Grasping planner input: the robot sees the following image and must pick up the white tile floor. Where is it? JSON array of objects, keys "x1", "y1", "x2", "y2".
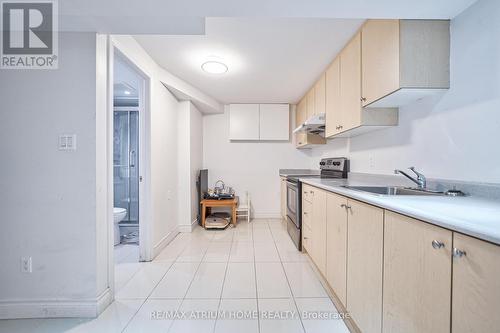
[{"x1": 0, "y1": 219, "x2": 350, "y2": 333}]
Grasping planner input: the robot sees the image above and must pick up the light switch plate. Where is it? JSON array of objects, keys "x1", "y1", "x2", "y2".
[{"x1": 59, "y1": 134, "x2": 77, "y2": 151}]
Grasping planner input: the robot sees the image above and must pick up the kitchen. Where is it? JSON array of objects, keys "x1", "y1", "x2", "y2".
[
  {"x1": 207, "y1": 9, "x2": 500, "y2": 333},
  {"x1": 1, "y1": 0, "x2": 499, "y2": 332}
]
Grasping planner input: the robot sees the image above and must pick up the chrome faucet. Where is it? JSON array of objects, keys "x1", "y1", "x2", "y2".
[{"x1": 394, "y1": 167, "x2": 427, "y2": 189}]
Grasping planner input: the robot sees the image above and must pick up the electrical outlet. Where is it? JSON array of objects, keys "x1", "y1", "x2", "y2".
[{"x1": 21, "y1": 256, "x2": 32, "y2": 273}]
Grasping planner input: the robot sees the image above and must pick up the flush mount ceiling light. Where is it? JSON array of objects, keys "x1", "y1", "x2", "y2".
[
  {"x1": 201, "y1": 60, "x2": 228, "y2": 74},
  {"x1": 123, "y1": 90, "x2": 131, "y2": 95}
]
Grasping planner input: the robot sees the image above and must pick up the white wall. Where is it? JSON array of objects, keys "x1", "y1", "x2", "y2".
[
  {"x1": 177, "y1": 102, "x2": 191, "y2": 230},
  {"x1": 203, "y1": 105, "x2": 311, "y2": 218},
  {"x1": 111, "y1": 36, "x2": 182, "y2": 255},
  {"x1": 150, "y1": 81, "x2": 180, "y2": 248},
  {"x1": 310, "y1": 0, "x2": 500, "y2": 184},
  {"x1": 189, "y1": 104, "x2": 204, "y2": 223},
  {"x1": 178, "y1": 101, "x2": 203, "y2": 230},
  {"x1": 0, "y1": 32, "x2": 104, "y2": 318}
]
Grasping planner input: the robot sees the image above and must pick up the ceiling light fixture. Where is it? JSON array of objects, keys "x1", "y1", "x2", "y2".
[
  {"x1": 201, "y1": 60, "x2": 228, "y2": 74},
  {"x1": 123, "y1": 90, "x2": 131, "y2": 95}
]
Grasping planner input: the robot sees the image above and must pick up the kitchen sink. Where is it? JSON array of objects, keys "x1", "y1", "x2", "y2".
[{"x1": 342, "y1": 185, "x2": 446, "y2": 196}]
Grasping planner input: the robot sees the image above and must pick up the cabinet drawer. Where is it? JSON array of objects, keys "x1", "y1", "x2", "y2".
[
  {"x1": 302, "y1": 223, "x2": 312, "y2": 252},
  {"x1": 302, "y1": 184, "x2": 314, "y2": 203},
  {"x1": 302, "y1": 200, "x2": 312, "y2": 229}
]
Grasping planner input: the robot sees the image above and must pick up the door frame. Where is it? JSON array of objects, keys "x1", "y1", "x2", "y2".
[{"x1": 107, "y1": 37, "x2": 153, "y2": 296}]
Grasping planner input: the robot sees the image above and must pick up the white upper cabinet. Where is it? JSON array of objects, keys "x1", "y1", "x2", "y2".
[
  {"x1": 229, "y1": 104, "x2": 289, "y2": 141},
  {"x1": 229, "y1": 104, "x2": 260, "y2": 140},
  {"x1": 259, "y1": 104, "x2": 289, "y2": 140}
]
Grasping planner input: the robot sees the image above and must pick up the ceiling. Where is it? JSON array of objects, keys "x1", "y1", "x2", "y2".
[
  {"x1": 135, "y1": 18, "x2": 365, "y2": 104},
  {"x1": 114, "y1": 56, "x2": 141, "y2": 99},
  {"x1": 58, "y1": 0, "x2": 478, "y2": 106},
  {"x1": 59, "y1": 0, "x2": 477, "y2": 33}
]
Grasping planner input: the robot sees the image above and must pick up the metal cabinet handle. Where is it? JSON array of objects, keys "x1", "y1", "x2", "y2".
[
  {"x1": 310, "y1": 191, "x2": 314, "y2": 194},
  {"x1": 340, "y1": 204, "x2": 351, "y2": 210},
  {"x1": 432, "y1": 240, "x2": 445, "y2": 249},
  {"x1": 304, "y1": 237, "x2": 309, "y2": 240},
  {"x1": 453, "y1": 248, "x2": 467, "y2": 258},
  {"x1": 303, "y1": 212, "x2": 308, "y2": 215},
  {"x1": 360, "y1": 97, "x2": 367, "y2": 102}
]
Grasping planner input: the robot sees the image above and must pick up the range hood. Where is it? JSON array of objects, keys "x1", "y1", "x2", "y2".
[{"x1": 293, "y1": 113, "x2": 326, "y2": 135}]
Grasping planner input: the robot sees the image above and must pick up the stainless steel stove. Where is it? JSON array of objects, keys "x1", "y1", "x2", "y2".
[{"x1": 285, "y1": 157, "x2": 349, "y2": 250}]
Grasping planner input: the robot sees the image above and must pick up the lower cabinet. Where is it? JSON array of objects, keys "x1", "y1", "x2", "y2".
[
  {"x1": 301, "y1": 186, "x2": 327, "y2": 276},
  {"x1": 383, "y1": 211, "x2": 452, "y2": 333},
  {"x1": 452, "y1": 233, "x2": 500, "y2": 333},
  {"x1": 347, "y1": 199, "x2": 384, "y2": 333},
  {"x1": 300, "y1": 184, "x2": 500, "y2": 333},
  {"x1": 326, "y1": 192, "x2": 348, "y2": 306},
  {"x1": 310, "y1": 187, "x2": 327, "y2": 275}
]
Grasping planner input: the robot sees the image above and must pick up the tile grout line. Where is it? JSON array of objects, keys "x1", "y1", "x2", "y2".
[
  {"x1": 171, "y1": 228, "x2": 218, "y2": 332},
  {"x1": 252, "y1": 219, "x2": 262, "y2": 333},
  {"x1": 269, "y1": 219, "x2": 307, "y2": 333},
  {"x1": 212, "y1": 228, "x2": 232, "y2": 333},
  {"x1": 120, "y1": 261, "x2": 176, "y2": 333},
  {"x1": 120, "y1": 232, "x2": 193, "y2": 333},
  {"x1": 164, "y1": 232, "x2": 209, "y2": 333}
]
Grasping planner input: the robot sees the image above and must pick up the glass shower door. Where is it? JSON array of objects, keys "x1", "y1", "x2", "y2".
[{"x1": 113, "y1": 110, "x2": 139, "y2": 237}]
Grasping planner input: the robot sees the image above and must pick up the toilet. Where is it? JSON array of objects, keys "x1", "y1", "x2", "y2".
[{"x1": 113, "y1": 207, "x2": 127, "y2": 245}]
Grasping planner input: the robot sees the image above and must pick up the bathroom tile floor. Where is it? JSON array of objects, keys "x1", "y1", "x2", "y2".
[
  {"x1": 0, "y1": 219, "x2": 350, "y2": 333},
  {"x1": 115, "y1": 244, "x2": 140, "y2": 264}
]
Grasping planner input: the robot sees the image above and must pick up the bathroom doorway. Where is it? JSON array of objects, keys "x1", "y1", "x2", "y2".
[{"x1": 112, "y1": 54, "x2": 144, "y2": 265}]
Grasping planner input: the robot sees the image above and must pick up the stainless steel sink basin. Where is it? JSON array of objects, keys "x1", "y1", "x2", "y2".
[{"x1": 342, "y1": 186, "x2": 445, "y2": 196}]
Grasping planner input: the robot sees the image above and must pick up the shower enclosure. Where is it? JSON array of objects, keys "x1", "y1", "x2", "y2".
[{"x1": 113, "y1": 108, "x2": 139, "y2": 244}]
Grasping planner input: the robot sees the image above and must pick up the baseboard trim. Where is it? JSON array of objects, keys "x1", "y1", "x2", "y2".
[
  {"x1": 152, "y1": 228, "x2": 179, "y2": 258},
  {"x1": 178, "y1": 219, "x2": 197, "y2": 233},
  {"x1": 96, "y1": 288, "x2": 113, "y2": 316},
  {"x1": 0, "y1": 288, "x2": 112, "y2": 319}
]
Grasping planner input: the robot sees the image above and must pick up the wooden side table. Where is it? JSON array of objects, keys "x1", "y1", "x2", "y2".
[{"x1": 201, "y1": 197, "x2": 239, "y2": 228}]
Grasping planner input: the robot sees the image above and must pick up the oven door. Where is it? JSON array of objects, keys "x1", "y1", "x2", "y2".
[{"x1": 286, "y1": 180, "x2": 299, "y2": 228}]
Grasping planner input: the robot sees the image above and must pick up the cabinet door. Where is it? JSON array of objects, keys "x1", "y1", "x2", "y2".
[
  {"x1": 452, "y1": 233, "x2": 500, "y2": 333},
  {"x1": 306, "y1": 88, "x2": 315, "y2": 120},
  {"x1": 326, "y1": 192, "x2": 347, "y2": 306},
  {"x1": 340, "y1": 32, "x2": 362, "y2": 132},
  {"x1": 383, "y1": 211, "x2": 452, "y2": 333},
  {"x1": 259, "y1": 104, "x2": 289, "y2": 140},
  {"x1": 325, "y1": 56, "x2": 341, "y2": 138},
  {"x1": 229, "y1": 104, "x2": 260, "y2": 140},
  {"x1": 347, "y1": 199, "x2": 384, "y2": 333},
  {"x1": 314, "y1": 73, "x2": 326, "y2": 115},
  {"x1": 302, "y1": 223, "x2": 312, "y2": 253},
  {"x1": 302, "y1": 200, "x2": 312, "y2": 230},
  {"x1": 311, "y1": 187, "x2": 327, "y2": 275},
  {"x1": 296, "y1": 98, "x2": 306, "y2": 126},
  {"x1": 361, "y1": 20, "x2": 400, "y2": 106}
]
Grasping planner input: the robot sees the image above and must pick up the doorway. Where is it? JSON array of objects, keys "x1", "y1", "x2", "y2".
[{"x1": 112, "y1": 52, "x2": 147, "y2": 277}]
